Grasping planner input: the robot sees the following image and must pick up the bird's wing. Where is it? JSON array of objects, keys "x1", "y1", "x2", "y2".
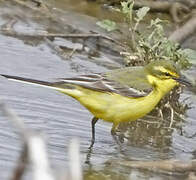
[
  {"x1": 1, "y1": 67, "x2": 153, "y2": 98},
  {"x1": 58, "y1": 68, "x2": 153, "y2": 97}
]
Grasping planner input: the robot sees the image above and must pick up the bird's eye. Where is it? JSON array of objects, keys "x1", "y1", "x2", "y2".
[{"x1": 164, "y1": 72, "x2": 171, "y2": 76}]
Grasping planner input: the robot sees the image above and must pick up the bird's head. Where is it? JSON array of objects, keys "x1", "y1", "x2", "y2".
[{"x1": 145, "y1": 60, "x2": 191, "y2": 91}]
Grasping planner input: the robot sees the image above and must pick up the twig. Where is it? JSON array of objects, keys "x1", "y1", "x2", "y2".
[
  {"x1": 68, "y1": 139, "x2": 82, "y2": 180},
  {"x1": 133, "y1": 0, "x2": 190, "y2": 23},
  {"x1": 0, "y1": 102, "x2": 28, "y2": 140},
  {"x1": 0, "y1": 102, "x2": 55, "y2": 180},
  {"x1": 1, "y1": 19, "x2": 17, "y2": 31},
  {"x1": 28, "y1": 134, "x2": 54, "y2": 180},
  {"x1": 44, "y1": 37, "x2": 68, "y2": 59},
  {"x1": 0, "y1": 29, "x2": 123, "y2": 46},
  {"x1": 169, "y1": 10, "x2": 196, "y2": 43},
  {"x1": 169, "y1": 105, "x2": 174, "y2": 128},
  {"x1": 66, "y1": 47, "x2": 77, "y2": 60},
  {"x1": 12, "y1": 0, "x2": 50, "y2": 13},
  {"x1": 11, "y1": 145, "x2": 28, "y2": 180}
]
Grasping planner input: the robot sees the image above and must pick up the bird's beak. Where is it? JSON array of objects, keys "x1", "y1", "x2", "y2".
[{"x1": 173, "y1": 75, "x2": 192, "y2": 87}]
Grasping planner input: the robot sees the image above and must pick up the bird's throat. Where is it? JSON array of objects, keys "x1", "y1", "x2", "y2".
[{"x1": 147, "y1": 75, "x2": 178, "y2": 95}]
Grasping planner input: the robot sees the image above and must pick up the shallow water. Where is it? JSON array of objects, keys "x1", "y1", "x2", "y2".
[{"x1": 0, "y1": 1, "x2": 196, "y2": 180}]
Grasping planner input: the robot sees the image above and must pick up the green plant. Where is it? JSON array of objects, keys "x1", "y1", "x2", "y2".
[
  {"x1": 96, "y1": 0, "x2": 196, "y2": 127},
  {"x1": 96, "y1": 19, "x2": 117, "y2": 32},
  {"x1": 118, "y1": 0, "x2": 191, "y2": 69},
  {"x1": 117, "y1": 0, "x2": 194, "y2": 123}
]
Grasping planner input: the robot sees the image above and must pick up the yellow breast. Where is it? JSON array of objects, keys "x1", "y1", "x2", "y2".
[{"x1": 60, "y1": 87, "x2": 162, "y2": 124}]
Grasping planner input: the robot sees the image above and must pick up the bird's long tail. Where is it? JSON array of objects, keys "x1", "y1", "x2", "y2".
[{"x1": 0, "y1": 74, "x2": 71, "y2": 91}]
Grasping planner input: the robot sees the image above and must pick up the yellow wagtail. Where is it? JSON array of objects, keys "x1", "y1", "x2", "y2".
[{"x1": 0, "y1": 60, "x2": 191, "y2": 148}]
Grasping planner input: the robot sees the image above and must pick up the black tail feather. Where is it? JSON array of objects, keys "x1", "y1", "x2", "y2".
[{"x1": 0, "y1": 74, "x2": 53, "y2": 86}]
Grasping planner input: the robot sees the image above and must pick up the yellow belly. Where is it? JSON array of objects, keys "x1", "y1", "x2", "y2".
[{"x1": 59, "y1": 86, "x2": 163, "y2": 125}]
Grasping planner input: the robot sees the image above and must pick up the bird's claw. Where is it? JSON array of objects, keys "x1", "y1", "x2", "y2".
[{"x1": 111, "y1": 130, "x2": 126, "y2": 145}]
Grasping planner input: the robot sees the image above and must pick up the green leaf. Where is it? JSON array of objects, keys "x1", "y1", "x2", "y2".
[
  {"x1": 96, "y1": 20, "x2": 117, "y2": 32},
  {"x1": 112, "y1": 7, "x2": 121, "y2": 12},
  {"x1": 149, "y1": 18, "x2": 162, "y2": 27},
  {"x1": 181, "y1": 48, "x2": 196, "y2": 65},
  {"x1": 136, "y1": 6, "x2": 150, "y2": 21},
  {"x1": 121, "y1": 1, "x2": 130, "y2": 15}
]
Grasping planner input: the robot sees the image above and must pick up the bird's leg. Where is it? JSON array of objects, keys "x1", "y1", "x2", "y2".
[
  {"x1": 111, "y1": 123, "x2": 118, "y2": 136},
  {"x1": 89, "y1": 117, "x2": 98, "y2": 149},
  {"x1": 111, "y1": 123, "x2": 125, "y2": 144},
  {"x1": 111, "y1": 123, "x2": 121, "y2": 144}
]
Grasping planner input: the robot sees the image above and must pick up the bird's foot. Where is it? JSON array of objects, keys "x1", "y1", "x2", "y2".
[{"x1": 111, "y1": 130, "x2": 126, "y2": 145}]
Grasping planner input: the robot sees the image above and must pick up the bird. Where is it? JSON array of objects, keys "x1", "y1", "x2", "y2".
[{"x1": 0, "y1": 60, "x2": 191, "y2": 148}]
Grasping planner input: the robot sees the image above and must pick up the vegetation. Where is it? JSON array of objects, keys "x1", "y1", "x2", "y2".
[
  {"x1": 96, "y1": 0, "x2": 195, "y2": 124},
  {"x1": 97, "y1": 0, "x2": 192, "y2": 69}
]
